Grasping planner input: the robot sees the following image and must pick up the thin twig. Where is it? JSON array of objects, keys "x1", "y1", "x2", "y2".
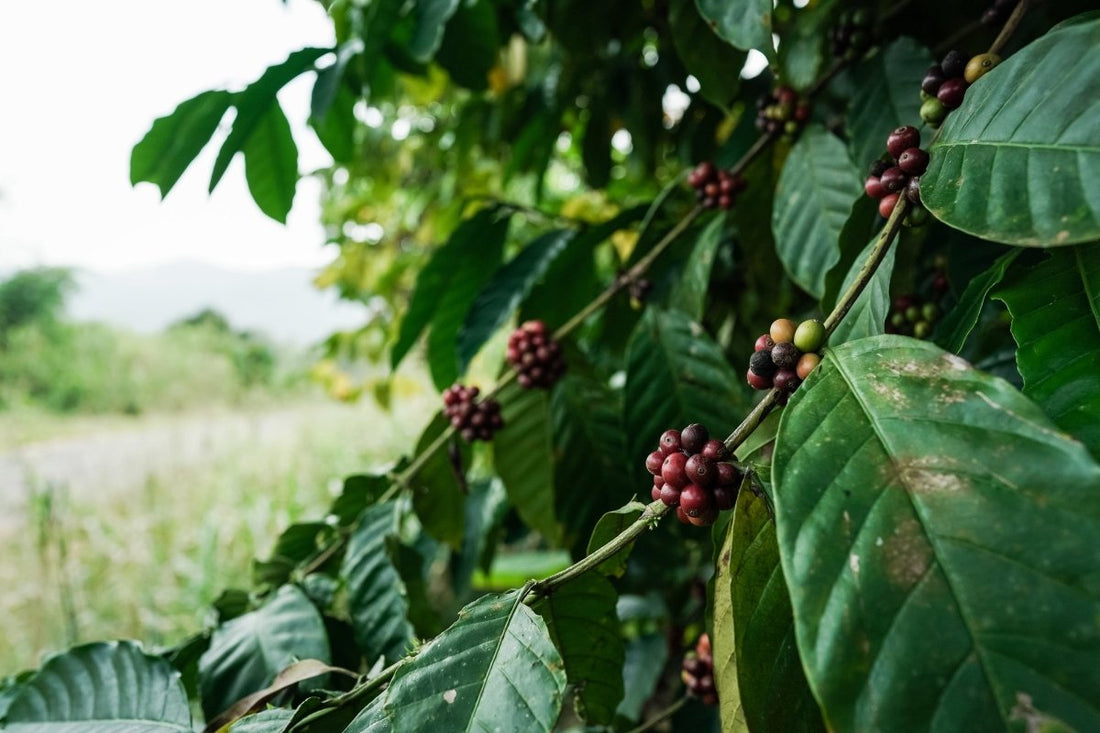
[
  {"x1": 625, "y1": 695, "x2": 691, "y2": 733},
  {"x1": 989, "y1": 0, "x2": 1031, "y2": 56}
]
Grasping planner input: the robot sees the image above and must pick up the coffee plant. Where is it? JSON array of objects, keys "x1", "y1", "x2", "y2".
[{"x1": 3, "y1": 1, "x2": 1098, "y2": 731}]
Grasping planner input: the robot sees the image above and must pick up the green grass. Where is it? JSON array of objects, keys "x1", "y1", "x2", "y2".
[{"x1": 0, "y1": 384, "x2": 435, "y2": 674}]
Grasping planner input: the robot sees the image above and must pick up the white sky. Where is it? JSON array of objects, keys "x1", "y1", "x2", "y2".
[{"x1": 0, "y1": 0, "x2": 337, "y2": 273}]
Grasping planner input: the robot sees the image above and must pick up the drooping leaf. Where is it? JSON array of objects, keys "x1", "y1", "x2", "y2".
[
  {"x1": 773, "y1": 335, "x2": 1100, "y2": 731},
  {"x1": 586, "y1": 501, "x2": 648, "y2": 577},
  {"x1": 383, "y1": 591, "x2": 567, "y2": 732},
  {"x1": 624, "y1": 308, "x2": 744, "y2": 477},
  {"x1": 311, "y1": 39, "x2": 364, "y2": 122},
  {"x1": 340, "y1": 501, "x2": 415, "y2": 664},
  {"x1": 695, "y1": 0, "x2": 774, "y2": 61},
  {"x1": 341, "y1": 694, "x2": 390, "y2": 733},
  {"x1": 130, "y1": 90, "x2": 232, "y2": 197},
  {"x1": 458, "y1": 229, "x2": 575, "y2": 372},
  {"x1": 615, "y1": 633, "x2": 668, "y2": 723},
  {"x1": 494, "y1": 384, "x2": 561, "y2": 543},
  {"x1": 451, "y1": 479, "x2": 509, "y2": 598},
  {"x1": 391, "y1": 207, "x2": 510, "y2": 371},
  {"x1": 935, "y1": 250, "x2": 1021, "y2": 354},
  {"x1": 329, "y1": 474, "x2": 391, "y2": 527},
  {"x1": 357, "y1": 0, "x2": 404, "y2": 97},
  {"x1": 772, "y1": 125, "x2": 863, "y2": 298},
  {"x1": 207, "y1": 659, "x2": 350, "y2": 733},
  {"x1": 242, "y1": 101, "x2": 298, "y2": 223},
  {"x1": 408, "y1": 0, "x2": 462, "y2": 62},
  {"x1": 310, "y1": 84, "x2": 358, "y2": 164},
  {"x1": 821, "y1": 196, "x2": 878, "y2": 314},
  {"x1": 229, "y1": 708, "x2": 295, "y2": 733},
  {"x1": 409, "y1": 413, "x2": 468, "y2": 550},
  {"x1": 671, "y1": 213, "x2": 726, "y2": 320},
  {"x1": 435, "y1": 0, "x2": 499, "y2": 91},
  {"x1": 846, "y1": 38, "x2": 934, "y2": 173},
  {"x1": 1, "y1": 642, "x2": 191, "y2": 732},
  {"x1": 668, "y1": 0, "x2": 745, "y2": 106},
  {"x1": 827, "y1": 233, "x2": 897, "y2": 345},
  {"x1": 923, "y1": 17, "x2": 1100, "y2": 246},
  {"x1": 209, "y1": 47, "x2": 330, "y2": 191},
  {"x1": 198, "y1": 585, "x2": 330, "y2": 720},
  {"x1": 995, "y1": 244, "x2": 1100, "y2": 457},
  {"x1": 777, "y1": 0, "x2": 835, "y2": 91},
  {"x1": 712, "y1": 510, "x2": 747, "y2": 732},
  {"x1": 534, "y1": 574, "x2": 624, "y2": 725}
]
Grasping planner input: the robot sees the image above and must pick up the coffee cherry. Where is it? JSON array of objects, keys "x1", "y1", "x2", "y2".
[
  {"x1": 749, "y1": 349, "x2": 777, "y2": 377},
  {"x1": 662, "y1": 452, "x2": 689, "y2": 488},
  {"x1": 921, "y1": 98, "x2": 947, "y2": 126},
  {"x1": 754, "y1": 333, "x2": 775, "y2": 352},
  {"x1": 508, "y1": 321, "x2": 565, "y2": 389},
  {"x1": 914, "y1": 320, "x2": 932, "y2": 339},
  {"x1": 651, "y1": 485, "x2": 662, "y2": 502},
  {"x1": 680, "y1": 423, "x2": 709, "y2": 454},
  {"x1": 443, "y1": 384, "x2": 504, "y2": 441},
  {"x1": 903, "y1": 205, "x2": 930, "y2": 228},
  {"x1": 937, "y1": 78, "x2": 968, "y2": 110},
  {"x1": 865, "y1": 175, "x2": 886, "y2": 199},
  {"x1": 675, "y1": 505, "x2": 690, "y2": 524},
  {"x1": 701, "y1": 439, "x2": 730, "y2": 462},
  {"x1": 679, "y1": 484, "x2": 713, "y2": 517},
  {"x1": 879, "y1": 167, "x2": 907, "y2": 193},
  {"x1": 921, "y1": 65, "x2": 946, "y2": 95},
  {"x1": 940, "y1": 49, "x2": 970, "y2": 79},
  {"x1": 796, "y1": 352, "x2": 821, "y2": 380},
  {"x1": 904, "y1": 176, "x2": 922, "y2": 205},
  {"x1": 746, "y1": 369, "x2": 773, "y2": 390},
  {"x1": 886, "y1": 126, "x2": 921, "y2": 159},
  {"x1": 645, "y1": 450, "x2": 665, "y2": 475},
  {"x1": 654, "y1": 475, "x2": 665, "y2": 488},
  {"x1": 793, "y1": 319, "x2": 825, "y2": 352},
  {"x1": 687, "y1": 504, "x2": 719, "y2": 527},
  {"x1": 869, "y1": 160, "x2": 891, "y2": 178},
  {"x1": 770, "y1": 318, "x2": 797, "y2": 344},
  {"x1": 685, "y1": 455, "x2": 717, "y2": 489},
  {"x1": 771, "y1": 341, "x2": 800, "y2": 369},
  {"x1": 716, "y1": 462, "x2": 741, "y2": 487},
  {"x1": 922, "y1": 302, "x2": 941, "y2": 321},
  {"x1": 774, "y1": 369, "x2": 802, "y2": 394},
  {"x1": 965, "y1": 53, "x2": 1001, "y2": 83},
  {"x1": 661, "y1": 484, "x2": 683, "y2": 507},
  {"x1": 897, "y1": 148, "x2": 929, "y2": 176},
  {"x1": 879, "y1": 192, "x2": 901, "y2": 219},
  {"x1": 659, "y1": 429, "x2": 682, "y2": 455}
]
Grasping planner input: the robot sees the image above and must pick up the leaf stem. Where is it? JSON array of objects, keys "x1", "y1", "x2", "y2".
[
  {"x1": 625, "y1": 695, "x2": 691, "y2": 733},
  {"x1": 989, "y1": 0, "x2": 1031, "y2": 56}
]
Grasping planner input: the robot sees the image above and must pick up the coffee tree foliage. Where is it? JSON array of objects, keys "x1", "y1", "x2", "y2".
[{"x1": 3, "y1": 1, "x2": 1099, "y2": 731}]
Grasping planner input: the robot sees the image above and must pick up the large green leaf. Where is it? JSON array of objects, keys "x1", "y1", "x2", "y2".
[
  {"x1": 383, "y1": 590, "x2": 567, "y2": 731},
  {"x1": 773, "y1": 335, "x2": 1100, "y2": 731},
  {"x1": 408, "y1": 0, "x2": 462, "y2": 62},
  {"x1": 198, "y1": 585, "x2": 330, "y2": 720},
  {"x1": 310, "y1": 39, "x2": 364, "y2": 122},
  {"x1": 209, "y1": 47, "x2": 330, "y2": 191},
  {"x1": 1, "y1": 642, "x2": 190, "y2": 731},
  {"x1": 695, "y1": 0, "x2": 774, "y2": 60},
  {"x1": 995, "y1": 244, "x2": 1100, "y2": 457},
  {"x1": 494, "y1": 384, "x2": 561, "y2": 543},
  {"x1": 130, "y1": 90, "x2": 232, "y2": 197},
  {"x1": 712, "y1": 508, "x2": 747, "y2": 732},
  {"x1": 340, "y1": 501, "x2": 415, "y2": 664},
  {"x1": 846, "y1": 38, "x2": 934, "y2": 173},
  {"x1": 935, "y1": 250, "x2": 1021, "y2": 354},
  {"x1": 391, "y1": 207, "x2": 510, "y2": 371},
  {"x1": 586, "y1": 501, "x2": 648, "y2": 578},
  {"x1": 452, "y1": 479, "x2": 509, "y2": 598},
  {"x1": 341, "y1": 694, "x2": 390, "y2": 733},
  {"x1": 923, "y1": 17, "x2": 1100, "y2": 246},
  {"x1": 435, "y1": 0, "x2": 499, "y2": 90},
  {"x1": 409, "y1": 413, "x2": 468, "y2": 550},
  {"x1": 671, "y1": 214, "x2": 726, "y2": 320},
  {"x1": 773, "y1": 126, "x2": 863, "y2": 298},
  {"x1": 533, "y1": 574, "x2": 624, "y2": 725},
  {"x1": 827, "y1": 234, "x2": 897, "y2": 345},
  {"x1": 668, "y1": 0, "x2": 745, "y2": 106},
  {"x1": 242, "y1": 101, "x2": 298, "y2": 223},
  {"x1": 230, "y1": 708, "x2": 295, "y2": 732},
  {"x1": 458, "y1": 229, "x2": 575, "y2": 371},
  {"x1": 623, "y1": 308, "x2": 743, "y2": 479}
]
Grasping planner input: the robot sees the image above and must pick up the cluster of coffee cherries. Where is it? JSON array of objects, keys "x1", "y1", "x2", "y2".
[
  {"x1": 687, "y1": 161, "x2": 748, "y2": 211},
  {"x1": 982, "y1": 0, "x2": 1017, "y2": 26},
  {"x1": 864, "y1": 126, "x2": 929, "y2": 222},
  {"x1": 829, "y1": 8, "x2": 873, "y2": 61},
  {"x1": 920, "y1": 49, "x2": 1001, "y2": 127},
  {"x1": 886, "y1": 266, "x2": 950, "y2": 339},
  {"x1": 442, "y1": 384, "x2": 503, "y2": 442},
  {"x1": 506, "y1": 320, "x2": 565, "y2": 390},
  {"x1": 755, "y1": 86, "x2": 811, "y2": 137},
  {"x1": 747, "y1": 318, "x2": 825, "y2": 405},
  {"x1": 645, "y1": 423, "x2": 743, "y2": 528},
  {"x1": 681, "y1": 634, "x2": 717, "y2": 706}
]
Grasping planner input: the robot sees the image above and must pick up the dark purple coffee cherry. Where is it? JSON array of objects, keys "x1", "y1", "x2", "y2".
[
  {"x1": 679, "y1": 484, "x2": 713, "y2": 518},
  {"x1": 658, "y1": 429, "x2": 682, "y2": 456},
  {"x1": 701, "y1": 439, "x2": 730, "y2": 462},
  {"x1": 937, "y1": 78, "x2": 968, "y2": 110},
  {"x1": 879, "y1": 166, "x2": 908, "y2": 193},
  {"x1": 921, "y1": 64, "x2": 946, "y2": 95},
  {"x1": 713, "y1": 485, "x2": 736, "y2": 511},
  {"x1": 680, "y1": 423, "x2": 709, "y2": 454},
  {"x1": 774, "y1": 369, "x2": 802, "y2": 394},
  {"x1": 716, "y1": 462, "x2": 741, "y2": 487},
  {"x1": 869, "y1": 159, "x2": 891, "y2": 178},
  {"x1": 905, "y1": 176, "x2": 922, "y2": 204},
  {"x1": 749, "y1": 349, "x2": 777, "y2": 377},
  {"x1": 662, "y1": 452, "x2": 689, "y2": 489},
  {"x1": 771, "y1": 342, "x2": 801, "y2": 370},
  {"x1": 660, "y1": 483, "x2": 682, "y2": 507},
  {"x1": 685, "y1": 454, "x2": 717, "y2": 488},
  {"x1": 940, "y1": 49, "x2": 970, "y2": 79},
  {"x1": 897, "y1": 148, "x2": 929, "y2": 176},
  {"x1": 886, "y1": 126, "x2": 921, "y2": 159}
]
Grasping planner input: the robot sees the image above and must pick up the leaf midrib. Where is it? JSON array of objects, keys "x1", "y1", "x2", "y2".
[
  {"x1": 932, "y1": 140, "x2": 1100, "y2": 153},
  {"x1": 466, "y1": 592, "x2": 525, "y2": 730}
]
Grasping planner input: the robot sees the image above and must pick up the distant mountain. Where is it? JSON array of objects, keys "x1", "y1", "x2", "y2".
[{"x1": 67, "y1": 261, "x2": 369, "y2": 345}]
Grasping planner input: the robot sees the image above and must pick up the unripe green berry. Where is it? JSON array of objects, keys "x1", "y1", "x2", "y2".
[
  {"x1": 914, "y1": 321, "x2": 932, "y2": 339},
  {"x1": 920, "y1": 98, "x2": 946, "y2": 126},
  {"x1": 905, "y1": 305, "x2": 921, "y2": 323},
  {"x1": 793, "y1": 319, "x2": 825, "y2": 352},
  {"x1": 922, "y1": 302, "x2": 940, "y2": 321}
]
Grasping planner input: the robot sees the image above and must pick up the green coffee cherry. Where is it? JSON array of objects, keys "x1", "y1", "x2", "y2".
[
  {"x1": 914, "y1": 321, "x2": 932, "y2": 339},
  {"x1": 793, "y1": 319, "x2": 826, "y2": 353},
  {"x1": 920, "y1": 98, "x2": 946, "y2": 127},
  {"x1": 922, "y1": 302, "x2": 940, "y2": 321}
]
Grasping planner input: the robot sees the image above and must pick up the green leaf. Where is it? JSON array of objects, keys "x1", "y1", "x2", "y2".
[
  {"x1": 209, "y1": 47, "x2": 330, "y2": 192},
  {"x1": 822, "y1": 196, "x2": 884, "y2": 313},
  {"x1": 230, "y1": 709, "x2": 295, "y2": 732},
  {"x1": 452, "y1": 479, "x2": 509, "y2": 598},
  {"x1": 130, "y1": 90, "x2": 232, "y2": 197},
  {"x1": 340, "y1": 502, "x2": 415, "y2": 663},
  {"x1": 725, "y1": 490, "x2": 824, "y2": 732},
  {"x1": 846, "y1": 38, "x2": 934, "y2": 173},
  {"x1": 582, "y1": 100, "x2": 612, "y2": 189},
  {"x1": 695, "y1": 0, "x2": 774, "y2": 60},
  {"x1": 383, "y1": 590, "x2": 567, "y2": 731},
  {"x1": 357, "y1": 0, "x2": 404, "y2": 97},
  {"x1": 773, "y1": 335, "x2": 1100, "y2": 731},
  {"x1": 668, "y1": 0, "x2": 745, "y2": 106},
  {"x1": 623, "y1": 308, "x2": 744, "y2": 477},
  {"x1": 615, "y1": 633, "x2": 668, "y2": 723},
  {"x1": 1, "y1": 642, "x2": 191, "y2": 731},
  {"x1": 827, "y1": 234, "x2": 897, "y2": 345},
  {"x1": 671, "y1": 213, "x2": 726, "y2": 320},
  {"x1": 586, "y1": 501, "x2": 648, "y2": 577},
  {"x1": 329, "y1": 474, "x2": 391, "y2": 527},
  {"x1": 409, "y1": 0, "x2": 461, "y2": 62},
  {"x1": 935, "y1": 250, "x2": 1021, "y2": 354},
  {"x1": 494, "y1": 384, "x2": 561, "y2": 543},
  {"x1": 923, "y1": 17, "x2": 1100, "y2": 246},
  {"x1": 435, "y1": 0, "x2": 499, "y2": 91},
  {"x1": 777, "y1": 1, "x2": 836, "y2": 92},
  {"x1": 409, "y1": 413, "x2": 468, "y2": 551},
  {"x1": 995, "y1": 244, "x2": 1100, "y2": 457},
  {"x1": 311, "y1": 39, "x2": 364, "y2": 122},
  {"x1": 772, "y1": 125, "x2": 863, "y2": 298},
  {"x1": 533, "y1": 574, "x2": 624, "y2": 725},
  {"x1": 341, "y1": 694, "x2": 390, "y2": 732},
  {"x1": 458, "y1": 229, "x2": 575, "y2": 372},
  {"x1": 253, "y1": 521, "x2": 332, "y2": 587},
  {"x1": 198, "y1": 585, "x2": 330, "y2": 720},
  {"x1": 311, "y1": 84, "x2": 358, "y2": 164},
  {"x1": 712, "y1": 509, "x2": 747, "y2": 732},
  {"x1": 391, "y1": 207, "x2": 510, "y2": 371},
  {"x1": 242, "y1": 102, "x2": 298, "y2": 223}
]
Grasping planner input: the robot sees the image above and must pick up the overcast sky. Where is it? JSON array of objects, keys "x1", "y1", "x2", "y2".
[{"x1": 0, "y1": 0, "x2": 337, "y2": 273}]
